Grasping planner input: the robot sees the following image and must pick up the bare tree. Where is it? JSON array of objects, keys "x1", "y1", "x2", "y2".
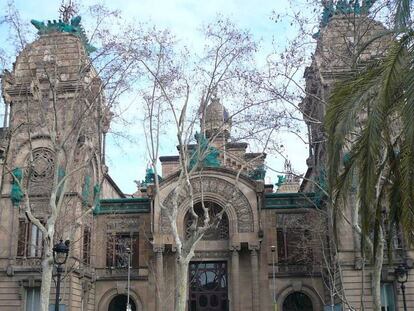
[
  {"x1": 127, "y1": 17, "x2": 299, "y2": 310},
  {"x1": 0, "y1": 3, "x2": 143, "y2": 310}
]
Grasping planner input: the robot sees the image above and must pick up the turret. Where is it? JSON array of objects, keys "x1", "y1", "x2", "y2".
[{"x1": 203, "y1": 92, "x2": 231, "y2": 144}]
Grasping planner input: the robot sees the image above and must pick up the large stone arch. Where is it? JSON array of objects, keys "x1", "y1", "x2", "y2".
[
  {"x1": 97, "y1": 287, "x2": 144, "y2": 311},
  {"x1": 157, "y1": 173, "x2": 258, "y2": 241}
]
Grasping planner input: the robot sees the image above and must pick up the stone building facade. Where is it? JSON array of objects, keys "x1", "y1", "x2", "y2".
[
  {"x1": 300, "y1": 10, "x2": 414, "y2": 311},
  {"x1": 0, "y1": 7, "x2": 413, "y2": 311}
]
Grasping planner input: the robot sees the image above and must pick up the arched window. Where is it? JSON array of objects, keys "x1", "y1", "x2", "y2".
[
  {"x1": 282, "y1": 292, "x2": 313, "y2": 311},
  {"x1": 185, "y1": 202, "x2": 229, "y2": 240},
  {"x1": 108, "y1": 294, "x2": 137, "y2": 311}
]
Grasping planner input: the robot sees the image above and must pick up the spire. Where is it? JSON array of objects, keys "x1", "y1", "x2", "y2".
[
  {"x1": 275, "y1": 159, "x2": 300, "y2": 193},
  {"x1": 284, "y1": 159, "x2": 294, "y2": 183},
  {"x1": 59, "y1": 0, "x2": 78, "y2": 23}
]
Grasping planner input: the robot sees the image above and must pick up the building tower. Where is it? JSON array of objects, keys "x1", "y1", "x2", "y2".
[
  {"x1": 301, "y1": 2, "x2": 413, "y2": 310},
  {"x1": 0, "y1": 11, "x2": 107, "y2": 310}
]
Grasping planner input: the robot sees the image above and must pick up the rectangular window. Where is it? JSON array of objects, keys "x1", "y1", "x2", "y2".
[
  {"x1": 17, "y1": 219, "x2": 43, "y2": 258},
  {"x1": 83, "y1": 227, "x2": 91, "y2": 265},
  {"x1": 381, "y1": 283, "x2": 396, "y2": 311},
  {"x1": 26, "y1": 287, "x2": 40, "y2": 311},
  {"x1": 106, "y1": 233, "x2": 138, "y2": 268},
  {"x1": 276, "y1": 228, "x2": 313, "y2": 265}
]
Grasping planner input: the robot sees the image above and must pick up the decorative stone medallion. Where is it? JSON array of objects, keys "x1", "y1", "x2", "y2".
[{"x1": 27, "y1": 147, "x2": 55, "y2": 195}]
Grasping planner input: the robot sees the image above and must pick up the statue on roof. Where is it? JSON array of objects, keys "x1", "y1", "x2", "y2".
[
  {"x1": 189, "y1": 132, "x2": 221, "y2": 170},
  {"x1": 314, "y1": 1, "x2": 377, "y2": 38},
  {"x1": 141, "y1": 166, "x2": 162, "y2": 187},
  {"x1": 321, "y1": 0, "x2": 335, "y2": 27},
  {"x1": 248, "y1": 164, "x2": 266, "y2": 180},
  {"x1": 336, "y1": 0, "x2": 353, "y2": 14},
  {"x1": 276, "y1": 175, "x2": 286, "y2": 188},
  {"x1": 31, "y1": 1, "x2": 96, "y2": 54}
]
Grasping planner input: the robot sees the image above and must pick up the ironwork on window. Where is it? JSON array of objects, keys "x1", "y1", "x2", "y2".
[
  {"x1": 17, "y1": 219, "x2": 43, "y2": 258},
  {"x1": 276, "y1": 227, "x2": 313, "y2": 265},
  {"x1": 185, "y1": 202, "x2": 229, "y2": 240},
  {"x1": 189, "y1": 261, "x2": 228, "y2": 311},
  {"x1": 106, "y1": 233, "x2": 139, "y2": 268},
  {"x1": 83, "y1": 226, "x2": 91, "y2": 265}
]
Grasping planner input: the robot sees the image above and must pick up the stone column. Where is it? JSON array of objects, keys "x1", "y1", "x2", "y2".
[
  {"x1": 231, "y1": 246, "x2": 240, "y2": 311},
  {"x1": 250, "y1": 246, "x2": 260, "y2": 311},
  {"x1": 154, "y1": 245, "x2": 165, "y2": 311}
]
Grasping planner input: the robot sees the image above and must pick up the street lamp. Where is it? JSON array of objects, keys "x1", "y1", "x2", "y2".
[
  {"x1": 126, "y1": 247, "x2": 132, "y2": 311},
  {"x1": 271, "y1": 245, "x2": 276, "y2": 310},
  {"x1": 395, "y1": 263, "x2": 409, "y2": 311},
  {"x1": 52, "y1": 239, "x2": 70, "y2": 311}
]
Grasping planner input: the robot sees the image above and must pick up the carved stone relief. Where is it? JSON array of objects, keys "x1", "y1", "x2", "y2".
[
  {"x1": 106, "y1": 216, "x2": 142, "y2": 232},
  {"x1": 27, "y1": 147, "x2": 55, "y2": 195},
  {"x1": 192, "y1": 251, "x2": 229, "y2": 259},
  {"x1": 160, "y1": 176, "x2": 254, "y2": 234}
]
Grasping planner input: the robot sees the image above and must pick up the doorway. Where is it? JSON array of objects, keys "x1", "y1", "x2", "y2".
[
  {"x1": 282, "y1": 292, "x2": 313, "y2": 311},
  {"x1": 189, "y1": 261, "x2": 228, "y2": 311},
  {"x1": 108, "y1": 294, "x2": 137, "y2": 311}
]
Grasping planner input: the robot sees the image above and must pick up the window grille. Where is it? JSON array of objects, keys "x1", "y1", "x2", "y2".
[
  {"x1": 83, "y1": 226, "x2": 91, "y2": 265},
  {"x1": 106, "y1": 233, "x2": 139, "y2": 268},
  {"x1": 185, "y1": 202, "x2": 229, "y2": 240}
]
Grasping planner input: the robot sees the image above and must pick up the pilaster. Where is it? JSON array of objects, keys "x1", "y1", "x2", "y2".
[
  {"x1": 230, "y1": 245, "x2": 240, "y2": 311},
  {"x1": 154, "y1": 245, "x2": 165, "y2": 311},
  {"x1": 249, "y1": 245, "x2": 260, "y2": 311}
]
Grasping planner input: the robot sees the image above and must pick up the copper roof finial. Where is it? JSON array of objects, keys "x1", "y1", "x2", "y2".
[
  {"x1": 211, "y1": 87, "x2": 219, "y2": 102},
  {"x1": 59, "y1": 0, "x2": 78, "y2": 23}
]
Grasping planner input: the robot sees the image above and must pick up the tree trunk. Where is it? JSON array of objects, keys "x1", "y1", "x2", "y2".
[
  {"x1": 175, "y1": 257, "x2": 189, "y2": 311},
  {"x1": 40, "y1": 243, "x2": 54, "y2": 311},
  {"x1": 372, "y1": 228, "x2": 384, "y2": 311}
]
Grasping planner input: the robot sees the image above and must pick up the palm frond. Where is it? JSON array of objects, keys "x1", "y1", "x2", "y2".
[
  {"x1": 394, "y1": 0, "x2": 413, "y2": 31},
  {"x1": 326, "y1": 29, "x2": 414, "y2": 257}
]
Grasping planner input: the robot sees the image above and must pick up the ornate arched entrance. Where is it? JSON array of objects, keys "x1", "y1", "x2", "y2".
[
  {"x1": 108, "y1": 294, "x2": 137, "y2": 311},
  {"x1": 155, "y1": 171, "x2": 261, "y2": 311},
  {"x1": 282, "y1": 292, "x2": 313, "y2": 311}
]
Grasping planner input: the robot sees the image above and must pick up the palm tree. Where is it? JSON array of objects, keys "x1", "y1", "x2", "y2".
[{"x1": 326, "y1": 1, "x2": 414, "y2": 310}]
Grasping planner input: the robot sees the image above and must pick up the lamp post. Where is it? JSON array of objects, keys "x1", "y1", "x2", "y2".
[
  {"x1": 126, "y1": 247, "x2": 132, "y2": 311},
  {"x1": 395, "y1": 263, "x2": 409, "y2": 311},
  {"x1": 271, "y1": 245, "x2": 276, "y2": 310},
  {"x1": 52, "y1": 239, "x2": 70, "y2": 311}
]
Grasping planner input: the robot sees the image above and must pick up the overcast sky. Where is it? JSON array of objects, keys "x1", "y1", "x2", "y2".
[{"x1": 5, "y1": 0, "x2": 319, "y2": 194}]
